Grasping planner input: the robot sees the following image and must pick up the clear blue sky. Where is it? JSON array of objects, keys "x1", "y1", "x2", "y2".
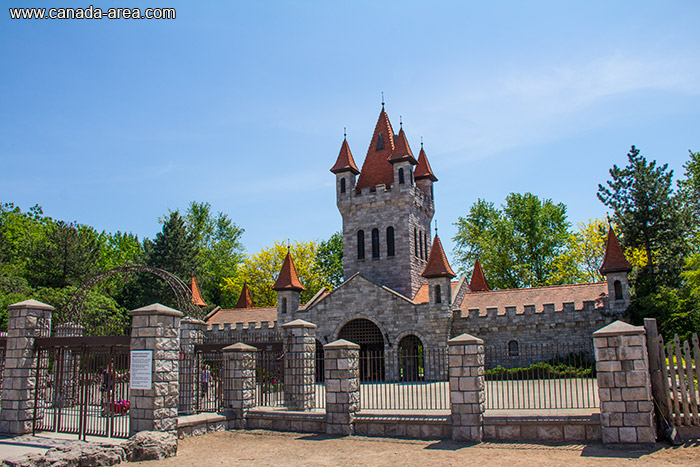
[{"x1": 2, "y1": 1, "x2": 699, "y2": 263}]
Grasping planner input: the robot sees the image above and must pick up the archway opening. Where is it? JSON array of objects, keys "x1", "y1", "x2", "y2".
[
  {"x1": 398, "y1": 335, "x2": 424, "y2": 381},
  {"x1": 338, "y1": 318, "x2": 384, "y2": 380}
]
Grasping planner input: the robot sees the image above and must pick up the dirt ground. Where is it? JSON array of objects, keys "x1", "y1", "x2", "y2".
[{"x1": 136, "y1": 430, "x2": 700, "y2": 467}]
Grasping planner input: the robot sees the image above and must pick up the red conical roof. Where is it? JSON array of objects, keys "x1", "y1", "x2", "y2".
[
  {"x1": 190, "y1": 275, "x2": 207, "y2": 307},
  {"x1": 272, "y1": 253, "x2": 306, "y2": 291},
  {"x1": 600, "y1": 228, "x2": 633, "y2": 274},
  {"x1": 414, "y1": 147, "x2": 437, "y2": 182},
  {"x1": 469, "y1": 260, "x2": 490, "y2": 292},
  {"x1": 422, "y1": 236, "x2": 457, "y2": 279},
  {"x1": 234, "y1": 282, "x2": 254, "y2": 309},
  {"x1": 388, "y1": 127, "x2": 417, "y2": 165},
  {"x1": 330, "y1": 138, "x2": 360, "y2": 175},
  {"x1": 356, "y1": 108, "x2": 396, "y2": 191}
]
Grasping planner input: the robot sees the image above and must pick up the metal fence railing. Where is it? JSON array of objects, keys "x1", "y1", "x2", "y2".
[
  {"x1": 359, "y1": 348, "x2": 449, "y2": 411},
  {"x1": 256, "y1": 350, "x2": 285, "y2": 407},
  {"x1": 484, "y1": 341, "x2": 598, "y2": 410}
]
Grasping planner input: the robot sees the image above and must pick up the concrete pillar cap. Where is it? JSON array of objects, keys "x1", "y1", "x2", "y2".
[
  {"x1": 130, "y1": 303, "x2": 183, "y2": 317},
  {"x1": 593, "y1": 320, "x2": 644, "y2": 337},
  {"x1": 8, "y1": 299, "x2": 54, "y2": 311},
  {"x1": 223, "y1": 342, "x2": 258, "y2": 352},
  {"x1": 448, "y1": 333, "x2": 483, "y2": 345},
  {"x1": 282, "y1": 319, "x2": 317, "y2": 329},
  {"x1": 324, "y1": 339, "x2": 360, "y2": 350}
]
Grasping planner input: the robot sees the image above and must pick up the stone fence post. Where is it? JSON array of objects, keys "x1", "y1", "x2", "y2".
[
  {"x1": 179, "y1": 317, "x2": 205, "y2": 415},
  {"x1": 593, "y1": 320, "x2": 655, "y2": 444},
  {"x1": 282, "y1": 319, "x2": 316, "y2": 411},
  {"x1": 448, "y1": 333, "x2": 485, "y2": 442},
  {"x1": 223, "y1": 343, "x2": 257, "y2": 428},
  {"x1": 0, "y1": 300, "x2": 53, "y2": 435},
  {"x1": 324, "y1": 339, "x2": 360, "y2": 435},
  {"x1": 129, "y1": 303, "x2": 182, "y2": 436}
]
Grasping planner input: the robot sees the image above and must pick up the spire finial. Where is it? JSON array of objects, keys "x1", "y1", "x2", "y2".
[
  {"x1": 421, "y1": 136, "x2": 423, "y2": 149},
  {"x1": 381, "y1": 92, "x2": 385, "y2": 109},
  {"x1": 343, "y1": 127, "x2": 347, "y2": 140},
  {"x1": 399, "y1": 115, "x2": 402, "y2": 129},
  {"x1": 287, "y1": 238, "x2": 290, "y2": 253},
  {"x1": 435, "y1": 220, "x2": 438, "y2": 236}
]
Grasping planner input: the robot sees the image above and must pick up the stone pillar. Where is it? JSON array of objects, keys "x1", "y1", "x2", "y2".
[
  {"x1": 324, "y1": 339, "x2": 360, "y2": 436},
  {"x1": 448, "y1": 333, "x2": 485, "y2": 442},
  {"x1": 0, "y1": 299, "x2": 53, "y2": 435},
  {"x1": 282, "y1": 319, "x2": 316, "y2": 411},
  {"x1": 178, "y1": 317, "x2": 205, "y2": 415},
  {"x1": 593, "y1": 320, "x2": 655, "y2": 444},
  {"x1": 129, "y1": 303, "x2": 182, "y2": 436},
  {"x1": 223, "y1": 343, "x2": 257, "y2": 428}
]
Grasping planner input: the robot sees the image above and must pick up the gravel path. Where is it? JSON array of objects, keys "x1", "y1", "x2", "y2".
[{"x1": 135, "y1": 430, "x2": 700, "y2": 467}]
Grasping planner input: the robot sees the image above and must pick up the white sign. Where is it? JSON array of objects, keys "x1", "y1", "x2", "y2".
[{"x1": 130, "y1": 350, "x2": 153, "y2": 390}]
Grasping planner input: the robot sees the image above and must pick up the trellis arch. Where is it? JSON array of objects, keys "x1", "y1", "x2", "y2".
[{"x1": 65, "y1": 264, "x2": 202, "y2": 325}]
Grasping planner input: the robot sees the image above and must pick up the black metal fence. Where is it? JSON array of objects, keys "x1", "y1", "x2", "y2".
[
  {"x1": 256, "y1": 350, "x2": 285, "y2": 407},
  {"x1": 359, "y1": 348, "x2": 449, "y2": 411},
  {"x1": 33, "y1": 338, "x2": 131, "y2": 439},
  {"x1": 484, "y1": 341, "x2": 598, "y2": 410}
]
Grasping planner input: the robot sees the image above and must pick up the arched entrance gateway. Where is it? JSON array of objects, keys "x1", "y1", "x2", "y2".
[
  {"x1": 398, "y1": 335, "x2": 423, "y2": 382},
  {"x1": 338, "y1": 318, "x2": 384, "y2": 380}
]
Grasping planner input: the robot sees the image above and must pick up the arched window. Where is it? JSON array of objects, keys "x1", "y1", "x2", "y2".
[
  {"x1": 419, "y1": 231, "x2": 424, "y2": 260},
  {"x1": 508, "y1": 340, "x2": 519, "y2": 357},
  {"x1": 340, "y1": 177, "x2": 346, "y2": 193},
  {"x1": 281, "y1": 297, "x2": 288, "y2": 314},
  {"x1": 614, "y1": 280, "x2": 623, "y2": 300},
  {"x1": 414, "y1": 228, "x2": 418, "y2": 257},
  {"x1": 357, "y1": 230, "x2": 365, "y2": 260},
  {"x1": 371, "y1": 228, "x2": 380, "y2": 258},
  {"x1": 434, "y1": 284, "x2": 442, "y2": 303},
  {"x1": 376, "y1": 133, "x2": 384, "y2": 151},
  {"x1": 386, "y1": 226, "x2": 395, "y2": 257},
  {"x1": 409, "y1": 169, "x2": 413, "y2": 185},
  {"x1": 398, "y1": 168, "x2": 405, "y2": 184}
]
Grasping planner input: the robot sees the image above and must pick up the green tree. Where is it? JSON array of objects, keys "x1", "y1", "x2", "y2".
[
  {"x1": 222, "y1": 240, "x2": 328, "y2": 307},
  {"x1": 597, "y1": 145, "x2": 688, "y2": 287},
  {"x1": 550, "y1": 218, "x2": 608, "y2": 285},
  {"x1": 453, "y1": 193, "x2": 570, "y2": 289},
  {"x1": 27, "y1": 221, "x2": 101, "y2": 288},
  {"x1": 0, "y1": 203, "x2": 47, "y2": 278},
  {"x1": 314, "y1": 231, "x2": 343, "y2": 288},
  {"x1": 678, "y1": 150, "x2": 700, "y2": 245},
  {"x1": 185, "y1": 201, "x2": 245, "y2": 307}
]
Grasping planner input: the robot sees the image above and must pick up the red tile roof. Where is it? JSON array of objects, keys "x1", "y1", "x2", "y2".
[
  {"x1": 469, "y1": 260, "x2": 490, "y2": 291},
  {"x1": 388, "y1": 128, "x2": 418, "y2": 165},
  {"x1": 355, "y1": 108, "x2": 396, "y2": 191},
  {"x1": 421, "y1": 236, "x2": 457, "y2": 279},
  {"x1": 234, "y1": 283, "x2": 254, "y2": 309},
  {"x1": 190, "y1": 275, "x2": 207, "y2": 307},
  {"x1": 414, "y1": 147, "x2": 437, "y2": 182},
  {"x1": 600, "y1": 228, "x2": 633, "y2": 274},
  {"x1": 458, "y1": 282, "x2": 608, "y2": 316},
  {"x1": 272, "y1": 253, "x2": 306, "y2": 291},
  {"x1": 205, "y1": 307, "x2": 277, "y2": 326},
  {"x1": 330, "y1": 138, "x2": 360, "y2": 175}
]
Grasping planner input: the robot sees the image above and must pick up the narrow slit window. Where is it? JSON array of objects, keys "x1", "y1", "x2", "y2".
[
  {"x1": 371, "y1": 228, "x2": 380, "y2": 258},
  {"x1": 340, "y1": 177, "x2": 346, "y2": 193},
  {"x1": 386, "y1": 226, "x2": 395, "y2": 257},
  {"x1": 614, "y1": 280, "x2": 623, "y2": 300},
  {"x1": 357, "y1": 230, "x2": 365, "y2": 260},
  {"x1": 398, "y1": 168, "x2": 405, "y2": 184},
  {"x1": 434, "y1": 284, "x2": 441, "y2": 303},
  {"x1": 414, "y1": 228, "x2": 418, "y2": 257}
]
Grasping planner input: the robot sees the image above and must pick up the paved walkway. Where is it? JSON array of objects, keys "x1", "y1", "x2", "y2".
[{"x1": 0, "y1": 432, "x2": 122, "y2": 463}]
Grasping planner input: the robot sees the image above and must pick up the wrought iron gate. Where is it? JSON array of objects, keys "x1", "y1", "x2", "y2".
[{"x1": 33, "y1": 336, "x2": 131, "y2": 439}]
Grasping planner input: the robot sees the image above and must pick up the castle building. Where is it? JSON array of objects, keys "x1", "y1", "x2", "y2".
[{"x1": 206, "y1": 105, "x2": 631, "y2": 360}]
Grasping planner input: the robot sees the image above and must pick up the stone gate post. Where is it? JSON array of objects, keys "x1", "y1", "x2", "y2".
[
  {"x1": 593, "y1": 321, "x2": 655, "y2": 444},
  {"x1": 179, "y1": 317, "x2": 205, "y2": 415},
  {"x1": 282, "y1": 319, "x2": 316, "y2": 411},
  {"x1": 448, "y1": 333, "x2": 485, "y2": 442},
  {"x1": 0, "y1": 300, "x2": 53, "y2": 435},
  {"x1": 324, "y1": 339, "x2": 360, "y2": 435},
  {"x1": 129, "y1": 303, "x2": 182, "y2": 435},
  {"x1": 223, "y1": 343, "x2": 257, "y2": 428}
]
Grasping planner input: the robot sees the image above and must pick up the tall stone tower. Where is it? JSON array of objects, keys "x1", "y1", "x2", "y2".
[{"x1": 330, "y1": 105, "x2": 438, "y2": 298}]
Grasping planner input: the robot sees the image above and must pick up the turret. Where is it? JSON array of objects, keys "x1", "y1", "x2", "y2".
[
  {"x1": 414, "y1": 144, "x2": 437, "y2": 201},
  {"x1": 421, "y1": 235, "x2": 456, "y2": 307},
  {"x1": 273, "y1": 252, "x2": 306, "y2": 322},
  {"x1": 330, "y1": 135, "x2": 359, "y2": 201},
  {"x1": 190, "y1": 275, "x2": 207, "y2": 307},
  {"x1": 469, "y1": 260, "x2": 490, "y2": 292},
  {"x1": 234, "y1": 282, "x2": 254, "y2": 309},
  {"x1": 389, "y1": 126, "x2": 417, "y2": 190},
  {"x1": 599, "y1": 228, "x2": 632, "y2": 312}
]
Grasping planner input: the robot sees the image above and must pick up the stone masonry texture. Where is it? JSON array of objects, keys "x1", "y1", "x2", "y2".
[
  {"x1": 129, "y1": 303, "x2": 182, "y2": 436},
  {"x1": 282, "y1": 319, "x2": 317, "y2": 411},
  {"x1": 593, "y1": 320, "x2": 655, "y2": 444},
  {"x1": 448, "y1": 333, "x2": 485, "y2": 442},
  {"x1": 324, "y1": 339, "x2": 360, "y2": 436}
]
